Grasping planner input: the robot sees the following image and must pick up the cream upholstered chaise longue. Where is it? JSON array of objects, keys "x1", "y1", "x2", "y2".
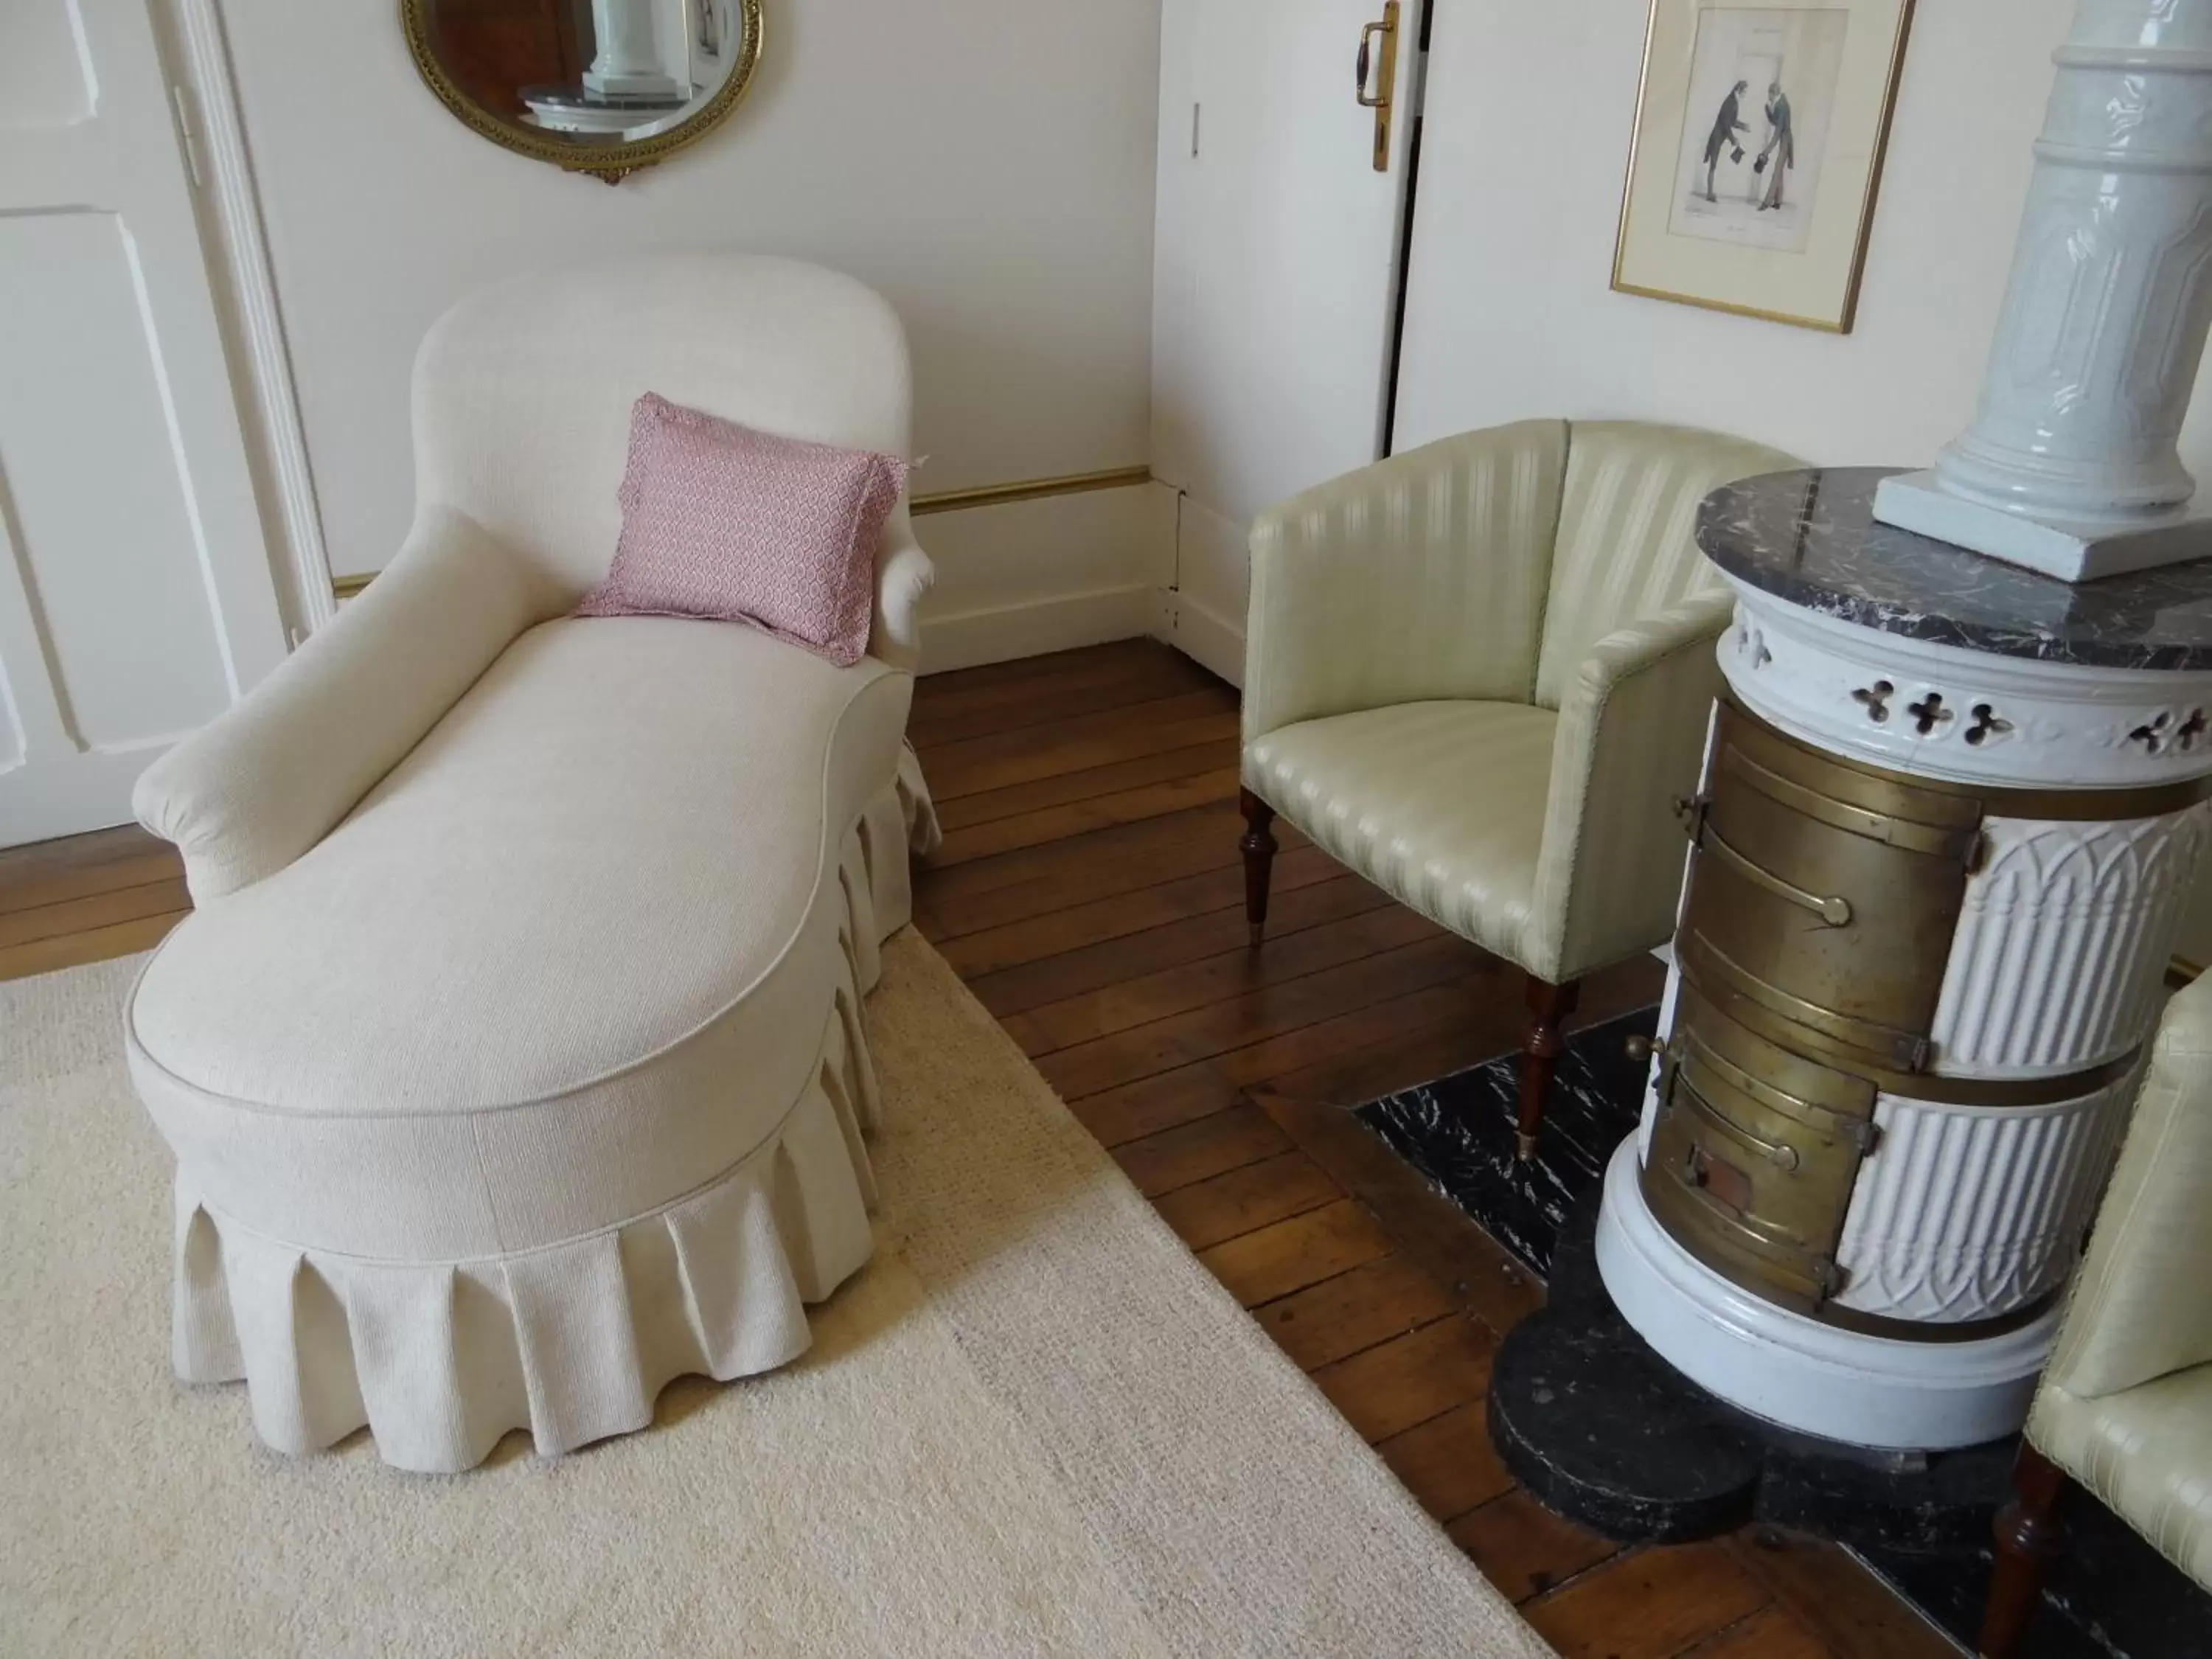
[{"x1": 123, "y1": 254, "x2": 938, "y2": 1473}]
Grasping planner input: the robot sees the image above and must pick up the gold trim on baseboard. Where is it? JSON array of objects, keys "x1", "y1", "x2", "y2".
[
  {"x1": 327, "y1": 465, "x2": 1156, "y2": 599},
  {"x1": 908, "y1": 465, "x2": 1152, "y2": 516}
]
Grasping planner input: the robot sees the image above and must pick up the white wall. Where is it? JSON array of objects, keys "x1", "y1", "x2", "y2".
[
  {"x1": 1392, "y1": 0, "x2": 2212, "y2": 484},
  {"x1": 220, "y1": 0, "x2": 1165, "y2": 660}
]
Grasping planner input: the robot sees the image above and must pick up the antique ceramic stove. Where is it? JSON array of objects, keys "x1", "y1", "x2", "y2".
[{"x1": 1594, "y1": 466, "x2": 2212, "y2": 1452}]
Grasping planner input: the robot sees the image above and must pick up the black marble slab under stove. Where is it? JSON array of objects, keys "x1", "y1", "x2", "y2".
[
  {"x1": 1699, "y1": 467, "x2": 2212, "y2": 672},
  {"x1": 1355, "y1": 1010, "x2": 2212, "y2": 1659}
]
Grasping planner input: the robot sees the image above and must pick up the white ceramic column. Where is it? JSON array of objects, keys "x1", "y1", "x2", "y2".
[
  {"x1": 585, "y1": 0, "x2": 681, "y2": 98},
  {"x1": 1872, "y1": 0, "x2": 2212, "y2": 577}
]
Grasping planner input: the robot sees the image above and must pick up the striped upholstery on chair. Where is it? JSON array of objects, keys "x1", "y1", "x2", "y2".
[
  {"x1": 1534, "y1": 423, "x2": 1796, "y2": 711},
  {"x1": 1245, "y1": 700, "x2": 1557, "y2": 965},
  {"x1": 1242, "y1": 420, "x2": 1566, "y2": 745},
  {"x1": 1242, "y1": 418, "x2": 1800, "y2": 989},
  {"x1": 1530, "y1": 594, "x2": 1731, "y2": 983}
]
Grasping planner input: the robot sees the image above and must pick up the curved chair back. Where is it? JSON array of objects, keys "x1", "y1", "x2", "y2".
[
  {"x1": 1534, "y1": 422, "x2": 1798, "y2": 709},
  {"x1": 410, "y1": 252, "x2": 914, "y2": 596}
]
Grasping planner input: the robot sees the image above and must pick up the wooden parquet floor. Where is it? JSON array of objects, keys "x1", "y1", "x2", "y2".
[{"x1": 0, "y1": 637, "x2": 1961, "y2": 1659}]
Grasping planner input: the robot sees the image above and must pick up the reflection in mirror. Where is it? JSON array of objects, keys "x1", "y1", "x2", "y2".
[{"x1": 406, "y1": 0, "x2": 761, "y2": 180}]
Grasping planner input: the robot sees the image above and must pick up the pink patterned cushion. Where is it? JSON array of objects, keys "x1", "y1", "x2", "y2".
[{"x1": 577, "y1": 393, "x2": 908, "y2": 667}]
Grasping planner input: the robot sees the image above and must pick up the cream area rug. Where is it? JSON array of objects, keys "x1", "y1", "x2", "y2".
[{"x1": 2, "y1": 931, "x2": 1552, "y2": 1658}]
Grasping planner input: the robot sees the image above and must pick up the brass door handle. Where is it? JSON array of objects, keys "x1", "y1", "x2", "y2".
[
  {"x1": 1353, "y1": 2, "x2": 1399, "y2": 170},
  {"x1": 1677, "y1": 1029, "x2": 1875, "y2": 1150},
  {"x1": 1701, "y1": 826, "x2": 1853, "y2": 928},
  {"x1": 1354, "y1": 15, "x2": 1392, "y2": 106},
  {"x1": 1677, "y1": 1075, "x2": 1802, "y2": 1174}
]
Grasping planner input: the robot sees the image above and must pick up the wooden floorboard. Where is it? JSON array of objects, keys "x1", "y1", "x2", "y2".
[
  {"x1": 1034, "y1": 933, "x2": 1485, "y2": 1099},
  {"x1": 907, "y1": 641, "x2": 1215, "y2": 748},
  {"x1": 0, "y1": 826, "x2": 186, "y2": 982},
  {"x1": 1310, "y1": 1311, "x2": 1497, "y2": 1443},
  {"x1": 4, "y1": 640, "x2": 1941, "y2": 1657},
  {"x1": 1197, "y1": 1197, "x2": 1395, "y2": 1307},
  {"x1": 0, "y1": 907, "x2": 189, "y2": 981},
  {"x1": 0, "y1": 824, "x2": 180, "y2": 918},
  {"x1": 922, "y1": 697, "x2": 1239, "y2": 800},
  {"x1": 1003, "y1": 900, "x2": 1437, "y2": 1055},
  {"x1": 935, "y1": 837, "x2": 1337, "y2": 972},
  {"x1": 932, "y1": 764, "x2": 1244, "y2": 864},
  {"x1": 1108, "y1": 1100, "x2": 1293, "y2": 1198},
  {"x1": 1066, "y1": 1062, "x2": 1249, "y2": 1150},
  {"x1": 1150, "y1": 1148, "x2": 1341, "y2": 1251},
  {"x1": 1723, "y1": 1528, "x2": 1961, "y2": 1659},
  {"x1": 933, "y1": 739, "x2": 1231, "y2": 831},
  {"x1": 967, "y1": 864, "x2": 1386, "y2": 1018},
  {"x1": 1374, "y1": 1400, "x2": 1517, "y2": 1522},
  {"x1": 1253, "y1": 1253, "x2": 1458, "y2": 1371},
  {"x1": 1678, "y1": 1604, "x2": 1832, "y2": 1659},
  {"x1": 1448, "y1": 1490, "x2": 1624, "y2": 1604},
  {"x1": 0, "y1": 875, "x2": 189, "y2": 948},
  {"x1": 914, "y1": 797, "x2": 1295, "y2": 922},
  {"x1": 1525, "y1": 1540, "x2": 1771, "y2": 1659},
  {"x1": 907, "y1": 639, "x2": 1208, "y2": 735}
]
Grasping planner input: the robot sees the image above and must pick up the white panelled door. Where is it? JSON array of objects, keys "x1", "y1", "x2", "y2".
[
  {"x1": 0, "y1": 1, "x2": 290, "y2": 846},
  {"x1": 1152, "y1": 0, "x2": 1425, "y2": 684}
]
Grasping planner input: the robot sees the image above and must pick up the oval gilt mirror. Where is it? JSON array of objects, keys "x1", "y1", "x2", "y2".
[{"x1": 403, "y1": 0, "x2": 762, "y2": 183}]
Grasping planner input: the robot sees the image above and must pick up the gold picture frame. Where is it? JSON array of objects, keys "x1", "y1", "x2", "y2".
[
  {"x1": 1611, "y1": 0, "x2": 1915, "y2": 333},
  {"x1": 400, "y1": 0, "x2": 765, "y2": 185}
]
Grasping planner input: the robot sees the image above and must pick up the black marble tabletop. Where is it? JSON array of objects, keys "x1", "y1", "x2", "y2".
[{"x1": 1697, "y1": 467, "x2": 2212, "y2": 671}]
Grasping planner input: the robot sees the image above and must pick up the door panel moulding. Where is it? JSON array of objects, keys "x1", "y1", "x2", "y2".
[{"x1": 164, "y1": 0, "x2": 335, "y2": 640}]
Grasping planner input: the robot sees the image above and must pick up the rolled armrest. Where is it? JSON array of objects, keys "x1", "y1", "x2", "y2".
[
  {"x1": 134, "y1": 507, "x2": 564, "y2": 902},
  {"x1": 1242, "y1": 420, "x2": 1568, "y2": 748},
  {"x1": 2040, "y1": 973, "x2": 2212, "y2": 1402},
  {"x1": 1524, "y1": 592, "x2": 1732, "y2": 984},
  {"x1": 872, "y1": 535, "x2": 935, "y2": 672}
]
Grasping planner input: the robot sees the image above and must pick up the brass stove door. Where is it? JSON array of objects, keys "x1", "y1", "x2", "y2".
[
  {"x1": 1676, "y1": 703, "x2": 1982, "y2": 1074},
  {"x1": 1643, "y1": 984, "x2": 1878, "y2": 1312}
]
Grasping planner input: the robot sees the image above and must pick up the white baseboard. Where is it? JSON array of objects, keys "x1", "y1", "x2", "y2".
[
  {"x1": 1156, "y1": 590, "x2": 1245, "y2": 688},
  {"x1": 919, "y1": 587, "x2": 1155, "y2": 675},
  {"x1": 915, "y1": 482, "x2": 1165, "y2": 674}
]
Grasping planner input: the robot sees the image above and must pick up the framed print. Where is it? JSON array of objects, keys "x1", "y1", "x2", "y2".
[{"x1": 1611, "y1": 0, "x2": 1915, "y2": 332}]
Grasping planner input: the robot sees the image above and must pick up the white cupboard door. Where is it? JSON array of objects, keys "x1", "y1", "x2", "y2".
[
  {"x1": 1152, "y1": 0, "x2": 1425, "y2": 683},
  {"x1": 0, "y1": 0, "x2": 289, "y2": 847}
]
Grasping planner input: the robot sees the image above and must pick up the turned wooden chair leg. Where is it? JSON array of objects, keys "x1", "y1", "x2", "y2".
[
  {"x1": 1515, "y1": 974, "x2": 1580, "y2": 1161},
  {"x1": 1238, "y1": 788, "x2": 1277, "y2": 947},
  {"x1": 1980, "y1": 1442, "x2": 2068, "y2": 1659}
]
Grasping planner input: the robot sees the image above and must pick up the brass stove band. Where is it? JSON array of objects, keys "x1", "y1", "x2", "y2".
[{"x1": 1642, "y1": 700, "x2": 2212, "y2": 1343}]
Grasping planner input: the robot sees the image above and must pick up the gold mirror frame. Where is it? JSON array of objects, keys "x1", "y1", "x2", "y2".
[{"x1": 400, "y1": 0, "x2": 764, "y2": 184}]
